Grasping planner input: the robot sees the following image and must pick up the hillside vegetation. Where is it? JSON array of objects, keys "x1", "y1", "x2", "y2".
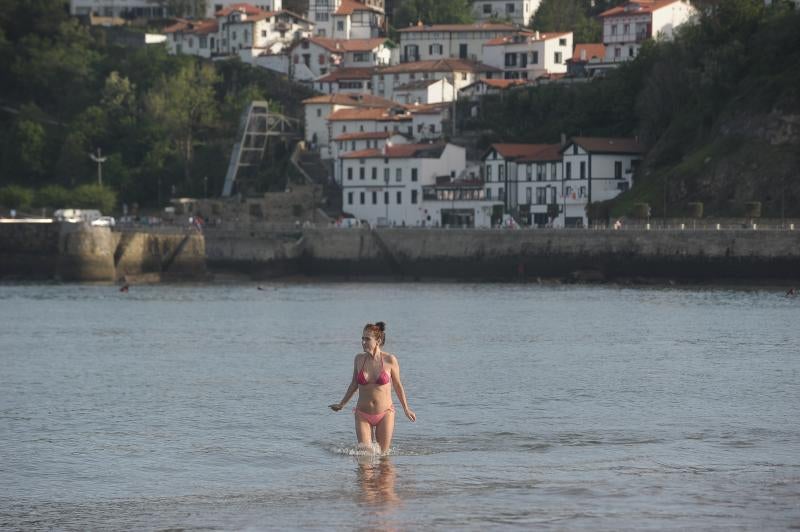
[
  {"x1": 0, "y1": 0, "x2": 312, "y2": 212},
  {"x1": 466, "y1": 1, "x2": 800, "y2": 219}
]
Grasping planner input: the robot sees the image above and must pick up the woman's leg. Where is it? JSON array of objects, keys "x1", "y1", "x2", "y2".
[
  {"x1": 354, "y1": 412, "x2": 374, "y2": 448},
  {"x1": 374, "y1": 409, "x2": 396, "y2": 454}
]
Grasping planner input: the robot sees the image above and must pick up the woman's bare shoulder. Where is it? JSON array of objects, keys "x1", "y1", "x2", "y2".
[{"x1": 384, "y1": 352, "x2": 399, "y2": 364}]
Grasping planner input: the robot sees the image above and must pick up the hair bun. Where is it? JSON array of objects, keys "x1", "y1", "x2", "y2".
[{"x1": 375, "y1": 321, "x2": 386, "y2": 331}]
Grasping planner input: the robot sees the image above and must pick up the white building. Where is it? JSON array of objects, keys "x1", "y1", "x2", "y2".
[
  {"x1": 599, "y1": 0, "x2": 697, "y2": 62},
  {"x1": 340, "y1": 143, "x2": 467, "y2": 226},
  {"x1": 421, "y1": 177, "x2": 501, "y2": 228},
  {"x1": 372, "y1": 59, "x2": 501, "y2": 102},
  {"x1": 482, "y1": 31, "x2": 572, "y2": 80},
  {"x1": 302, "y1": 93, "x2": 399, "y2": 158},
  {"x1": 164, "y1": 4, "x2": 312, "y2": 58},
  {"x1": 332, "y1": 132, "x2": 409, "y2": 181},
  {"x1": 308, "y1": 0, "x2": 385, "y2": 39},
  {"x1": 70, "y1": 0, "x2": 283, "y2": 19},
  {"x1": 289, "y1": 37, "x2": 389, "y2": 80},
  {"x1": 559, "y1": 137, "x2": 644, "y2": 227},
  {"x1": 471, "y1": 0, "x2": 541, "y2": 27},
  {"x1": 392, "y1": 78, "x2": 455, "y2": 105},
  {"x1": 459, "y1": 78, "x2": 531, "y2": 100},
  {"x1": 482, "y1": 143, "x2": 562, "y2": 226},
  {"x1": 396, "y1": 22, "x2": 520, "y2": 63}
]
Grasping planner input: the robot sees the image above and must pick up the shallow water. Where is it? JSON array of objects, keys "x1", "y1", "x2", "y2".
[{"x1": 1, "y1": 283, "x2": 798, "y2": 530}]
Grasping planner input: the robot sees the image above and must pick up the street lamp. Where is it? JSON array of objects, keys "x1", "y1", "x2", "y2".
[{"x1": 89, "y1": 148, "x2": 107, "y2": 186}]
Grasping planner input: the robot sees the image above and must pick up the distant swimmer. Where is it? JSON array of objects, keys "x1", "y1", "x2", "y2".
[
  {"x1": 119, "y1": 284, "x2": 129, "y2": 293},
  {"x1": 786, "y1": 287, "x2": 796, "y2": 297},
  {"x1": 330, "y1": 322, "x2": 416, "y2": 455}
]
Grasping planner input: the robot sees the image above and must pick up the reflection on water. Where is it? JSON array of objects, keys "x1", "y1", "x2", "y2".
[{"x1": 356, "y1": 457, "x2": 399, "y2": 508}]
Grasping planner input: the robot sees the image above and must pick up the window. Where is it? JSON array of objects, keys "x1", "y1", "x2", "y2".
[
  {"x1": 566, "y1": 162, "x2": 572, "y2": 179},
  {"x1": 614, "y1": 47, "x2": 621, "y2": 58},
  {"x1": 359, "y1": 167, "x2": 365, "y2": 180},
  {"x1": 526, "y1": 165, "x2": 532, "y2": 181},
  {"x1": 559, "y1": 38, "x2": 567, "y2": 46},
  {"x1": 262, "y1": 30, "x2": 267, "y2": 37},
  {"x1": 611, "y1": 24, "x2": 617, "y2": 36},
  {"x1": 372, "y1": 191, "x2": 377, "y2": 204},
  {"x1": 411, "y1": 190, "x2": 418, "y2": 204},
  {"x1": 499, "y1": 165, "x2": 505, "y2": 180},
  {"x1": 384, "y1": 168, "x2": 390, "y2": 181},
  {"x1": 615, "y1": 161, "x2": 623, "y2": 179},
  {"x1": 580, "y1": 186, "x2": 587, "y2": 198},
  {"x1": 232, "y1": 31, "x2": 237, "y2": 40},
  {"x1": 429, "y1": 43, "x2": 443, "y2": 55},
  {"x1": 396, "y1": 168, "x2": 402, "y2": 182},
  {"x1": 499, "y1": 187, "x2": 505, "y2": 200},
  {"x1": 550, "y1": 162, "x2": 557, "y2": 180},
  {"x1": 337, "y1": 21, "x2": 344, "y2": 31},
  {"x1": 506, "y1": 3, "x2": 514, "y2": 13},
  {"x1": 486, "y1": 165, "x2": 492, "y2": 182},
  {"x1": 537, "y1": 164, "x2": 545, "y2": 181},
  {"x1": 360, "y1": 192, "x2": 365, "y2": 204},
  {"x1": 316, "y1": 108, "x2": 322, "y2": 117},
  {"x1": 554, "y1": 52, "x2": 562, "y2": 64},
  {"x1": 353, "y1": 52, "x2": 370, "y2": 62},
  {"x1": 526, "y1": 187, "x2": 532, "y2": 204},
  {"x1": 629, "y1": 46, "x2": 635, "y2": 58},
  {"x1": 315, "y1": 12, "x2": 329, "y2": 21},
  {"x1": 396, "y1": 191, "x2": 402, "y2": 204},
  {"x1": 531, "y1": 51, "x2": 539, "y2": 64},
  {"x1": 347, "y1": 168, "x2": 353, "y2": 180},
  {"x1": 486, "y1": 188, "x2": 492, "y2": 200},
  {"x1": 411, "y1": 168, "x2": 418, "y2": 182},
  {"x1": 504, "y1": 53, "x2": 517, "y2": 67},
  {"x1": 351, "y1": 141, "x2": 356, "y2": 151},
  {"x1": 623, "y1": 23, "x2": 630, "y2": 34},
  {"x1": 580, "y1": 161, "x2": 586, "y2": 179},
  {"x1": 483, "y1": 4, "x2": 492, "y2": 13},
  {"x1": 199, "y1": 36, "x2": 207, "y2": 48},
  {"x1": 536, "y1": 187, "x2": 546, "y2": 205},
  {"x1": 550, "y1": 187, "x2": 557, "y2": 204},
  {"x1": 371, "y1": 167, "x2": 377, "y2": 180},
  {"x1": 384, "y1": 191, "x2": 389, "y2": 204},
  {"x1": 347, "y1": 192, "x2": 353, "y2": 204}
]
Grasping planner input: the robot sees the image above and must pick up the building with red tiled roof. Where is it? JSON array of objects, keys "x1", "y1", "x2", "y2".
[
  {"x1": 307, "y1": 0, "x2": 384, "y2": 40},
  {"x1": 372, "y1": 59, "x2": 500, "y2": 103},
  {"x1": 289, "y1": 37, "x2": 390, "y2": 81},
  {"x1": 397, "y1": 22, "x2": 522, "y2": 64},
  {"x1": 313, "y1": 67, "x2": 377, "y2": 95},
  {"x1": 600, "y1": 0, "x2": 697, "y2": 63},
  {"x1": 482, "y1": 31, "x2": 573, "y2": 80}
]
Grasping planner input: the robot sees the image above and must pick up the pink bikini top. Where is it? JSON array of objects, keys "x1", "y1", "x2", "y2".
[{"x1": 357, "y1": 354, "x2": 390, "y2": 386}]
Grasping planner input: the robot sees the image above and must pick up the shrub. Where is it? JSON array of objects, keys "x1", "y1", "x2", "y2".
[
  {"x1": 70, "y1": 184, "x2": 117, "y2": 214},
  {"x1": 0, "y1": 185, "x2": 35, "y2": 211},
  {"x1": 34, "y1": 185, "x2": 71, "y2": 209}
]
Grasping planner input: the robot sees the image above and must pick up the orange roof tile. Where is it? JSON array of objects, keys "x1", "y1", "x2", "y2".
[
  {"x1": 571, "y1": 43, "x2": 605, "y2": 62},
  {"x1": 335, "y1": 0, "x2": 384, "y2": 15},
  {"x1": 316, "y1": 67, "x2": 376, "y2": 82},
  {"x1": 302, "y1": 93, "x2": 397, "y2": 107},
  {"x1": 341, "y1": 143, "x2": 447, "y2": 159},
  {"x1": 164, "y1": 19, "x2": 219, "y2": 35},
  {"x1": 487, "y1": 143, "x2": 562, "y2": 162},
  {"x1": 333, "y1": 131, "x2": 393, "y2": 141},
  {"x1": 379, "y1": 58, "x2": 500, "y2": 74},
  {"x1": 598, "y1": 0, "x2": 682, "y2": 18},
  {"x1": 216, "y1": 3, "x2": 263, "y2": 16}
]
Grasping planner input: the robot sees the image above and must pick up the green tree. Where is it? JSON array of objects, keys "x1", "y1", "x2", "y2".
[
  {"x1": 394, "y1": 0, "x2": 473, "y2": 31},
  {"x1": 34, "y1": 184, "x2": 71, "y2": 209},
  {"x1": 0, "y1": 185, "x2": 34, "y2": 211},
  {"x1": 70, "y1": 184, "x2": 117, "y2": 213},
  {"x1": 530, "y1": 0, "x2": 609, "y2": 42},
  {"x1": 145, "y1": 61, "x2": 220, "y2": 185}
]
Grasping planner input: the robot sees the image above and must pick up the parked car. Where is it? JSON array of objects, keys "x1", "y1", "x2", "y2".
[{"x1": 91, "y1": 216, "x2": 116, "y2": 227}]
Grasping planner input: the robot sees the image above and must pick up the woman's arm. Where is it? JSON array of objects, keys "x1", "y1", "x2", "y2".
[
  {"x1": 329, "y1": 355, "x2": 359, "y2": 411},
  {"x1": 390, "y1": 355, "x2": 416, "y2": 422}
]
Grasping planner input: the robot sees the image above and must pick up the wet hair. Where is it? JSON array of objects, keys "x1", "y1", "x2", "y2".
[{"x1": 363, "y1": 321, "x2": 386, "y2": 346}]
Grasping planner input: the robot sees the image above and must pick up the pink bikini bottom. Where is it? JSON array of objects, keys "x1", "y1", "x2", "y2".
[{"x1": 353, "y1": 406, "x2": 395, "y2": 427}]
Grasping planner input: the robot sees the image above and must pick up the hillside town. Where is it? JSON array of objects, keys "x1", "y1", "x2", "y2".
[{"x1": 60, "y1": 0, "x2": 783, "y2": 228}]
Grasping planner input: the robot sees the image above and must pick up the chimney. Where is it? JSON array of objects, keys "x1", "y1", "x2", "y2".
[
  {"x1": 580, "y1": 49, "x2": 586, "y2": 60},
  {"x1": 560, "y1": 132, "x2": 567, "y2": 146}
]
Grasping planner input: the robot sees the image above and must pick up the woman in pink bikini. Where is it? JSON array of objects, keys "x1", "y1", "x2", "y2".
[{"x1": 329, "y1": 322, "x2": 416, "y2": 453}]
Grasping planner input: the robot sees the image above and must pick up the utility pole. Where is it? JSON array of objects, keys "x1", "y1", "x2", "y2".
[{"x1": 89, "y1": 148, "x2": 107, "y2": 186}]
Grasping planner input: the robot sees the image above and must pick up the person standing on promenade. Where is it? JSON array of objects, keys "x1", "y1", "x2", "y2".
[{"x1": 329, "y1": 322, "x2": 416, "y2": 454}]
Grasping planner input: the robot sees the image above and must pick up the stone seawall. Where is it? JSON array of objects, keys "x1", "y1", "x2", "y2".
[
  {"x1": 294, "y1": 227, "x2": 800, "y2": 281},
  {"x1": 0, "y1": 222, "x2": 206, "y2": 282}
]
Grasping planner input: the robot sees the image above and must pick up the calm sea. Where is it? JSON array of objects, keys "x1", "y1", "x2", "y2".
[{"x1": 0, "y1": 283, "x2": 798, "y2": 530}]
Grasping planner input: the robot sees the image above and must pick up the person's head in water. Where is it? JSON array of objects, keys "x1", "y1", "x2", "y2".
[{"x1": 362, "y1": 322, "x2": 386, "y2": 353}]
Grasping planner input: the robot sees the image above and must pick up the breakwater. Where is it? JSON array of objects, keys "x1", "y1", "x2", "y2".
[
  {"x1": 206, "y1": 226, "x2": 800, "y2": 282},
  {"x1": 0, "y1": 222, "x2": 206, "y2": 282}
]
